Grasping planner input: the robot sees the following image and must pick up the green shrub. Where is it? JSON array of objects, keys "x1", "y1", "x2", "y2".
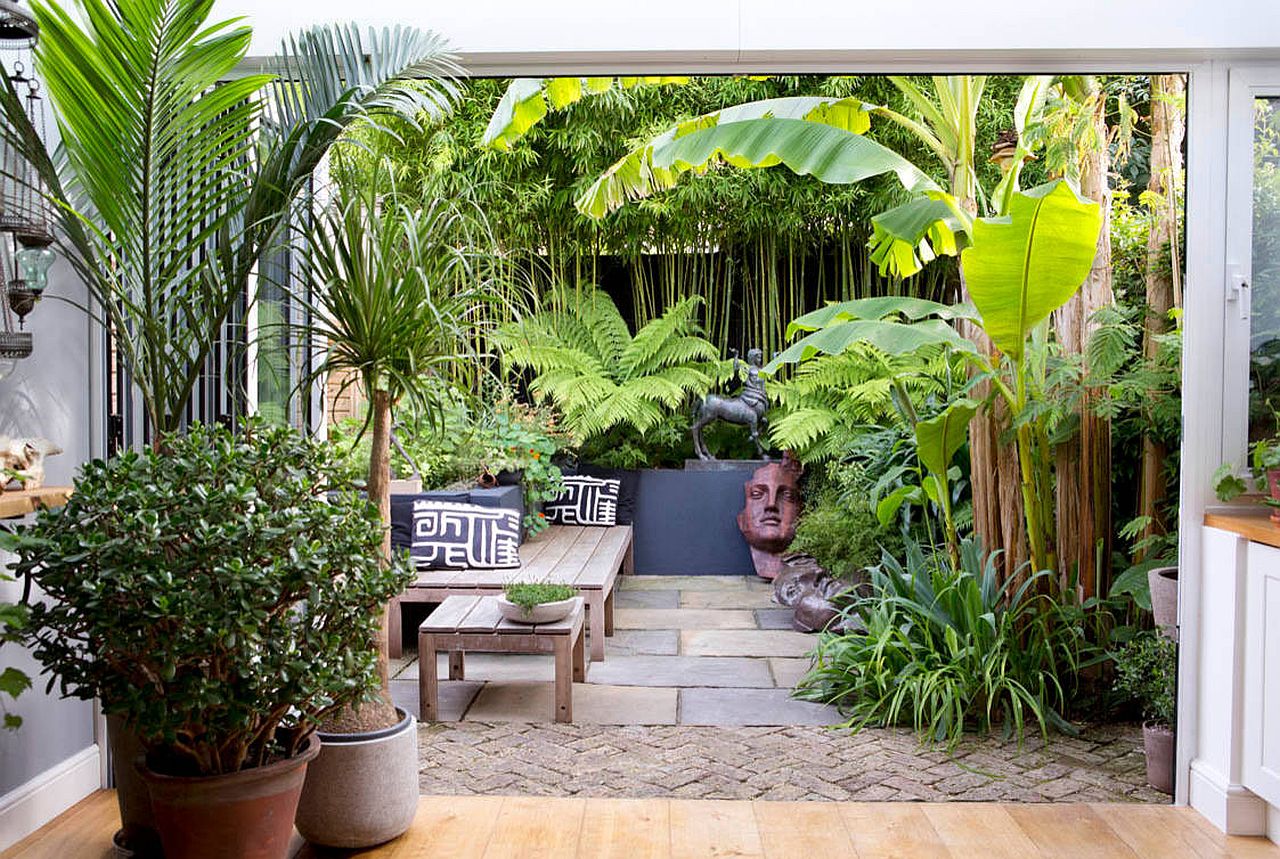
[
  {"x1": 12, "y1": 420, "x2": 413, "y2": 775},
  {"x1": 791, "y1": 486, "x2": 902, "y2": 581},
  {"x1": 0, "y1": 568, "x2": 30, "y2": 730},
  {"x1": 1112, "y1": 633, "x2": 1177, "y2": 727},
  {"x1": 797, "y1": 539, "x2": 1089, "y2": 748}
]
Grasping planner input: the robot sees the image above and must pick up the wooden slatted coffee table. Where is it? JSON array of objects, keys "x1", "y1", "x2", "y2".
[
  {"x1": 389, "y1": 524, "x2": 633, "y2": 663},
  {"x1": 418, "y1": 595, "x2": 587, "y2": 724}
]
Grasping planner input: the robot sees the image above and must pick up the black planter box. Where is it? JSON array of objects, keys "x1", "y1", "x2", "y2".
[{"x1": 631, "y1": 460, "x2": 764, "y2": 575}]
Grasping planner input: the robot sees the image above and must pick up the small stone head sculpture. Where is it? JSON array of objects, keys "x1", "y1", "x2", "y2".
[{"x1": 737, "y1": 452, "x2": 802, "y2": 580}]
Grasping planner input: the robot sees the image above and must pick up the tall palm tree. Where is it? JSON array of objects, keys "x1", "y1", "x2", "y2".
[
  {"x1": 0, "y1": 0, "x2": 461, "y2": 442},
  {"x1": 293, "y1": 171, "x2": 500, "y2": 726}
]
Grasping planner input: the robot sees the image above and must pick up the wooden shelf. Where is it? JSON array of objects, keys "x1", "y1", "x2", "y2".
[
  {"x1": 1204, "y1": 507, "x2": 1280, "y2": 549},
  {"x1": 0, "y1": 486, "x2": 72, "y2": 520}
]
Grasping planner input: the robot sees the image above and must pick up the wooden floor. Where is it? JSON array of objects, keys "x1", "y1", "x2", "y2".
[{"x1": 4, "y1": 790, "x2": 1279, "y2": 858}]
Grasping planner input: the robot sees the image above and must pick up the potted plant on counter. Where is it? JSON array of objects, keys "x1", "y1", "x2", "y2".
[
  {"x1": 1212, "y1": 435, "x2": 1280, "y2": 524},
  {"x1": 10, "y1": 421, "x2": 411, "y2": 859},
  {"x1": 1113, "y1": 632, "x2": 1178, "y2": 794}
]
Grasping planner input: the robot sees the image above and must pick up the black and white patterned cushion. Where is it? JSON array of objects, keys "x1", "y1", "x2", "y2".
[
  {"x1": 545, "y1": 475, "x2": 620, "y2": 526},
  {"x1": 409, "y1": 500, "x2": 521, "y2": 569}
]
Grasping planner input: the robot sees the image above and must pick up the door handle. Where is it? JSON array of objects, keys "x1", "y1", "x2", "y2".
[{"x1": 1228, "y1": 265, "x2": 1251, "y2": 320}]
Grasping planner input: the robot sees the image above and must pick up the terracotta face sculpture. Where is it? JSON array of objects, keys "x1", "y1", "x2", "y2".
[{"x1": 737, "y1": 454, "x2": 802, "y2": 580}]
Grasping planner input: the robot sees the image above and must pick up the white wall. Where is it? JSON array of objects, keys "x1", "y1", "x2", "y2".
[
  {"x1": 0, "y1": 255, "x2": 103, "y2": 846},
  {"x1": 223, "y1": 0, "x2": 1280, "y2": 65}
]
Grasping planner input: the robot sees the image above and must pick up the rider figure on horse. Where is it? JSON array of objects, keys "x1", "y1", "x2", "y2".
[{"x1": 691, "y1": 347, "x2": 770, "y2": 461}]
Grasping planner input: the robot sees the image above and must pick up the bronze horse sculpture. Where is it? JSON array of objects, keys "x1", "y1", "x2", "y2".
[{"x1": 691, "y1": 348, "x2": 769, "y2": 461}]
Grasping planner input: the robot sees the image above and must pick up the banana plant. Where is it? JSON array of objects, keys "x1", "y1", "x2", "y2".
[{"x1": 768, "y1": 181, "x2": 1102, "y2": 575}]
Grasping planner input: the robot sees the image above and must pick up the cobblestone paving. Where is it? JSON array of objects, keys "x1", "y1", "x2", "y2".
[{"x1": 418, "y1": 720, "x2": 1167, "y2": 804}]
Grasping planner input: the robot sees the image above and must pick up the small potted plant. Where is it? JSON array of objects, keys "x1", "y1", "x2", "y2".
[
  {"x1": 11, "y1": 420, "x2": 411, "y2": 859},
  {"x1": 1113, "y1": 632, "x2": 1178, "y2": 794},
  {"x1": 498, "y1": 582, "x2": 578, "y2": 624},
  {"x1": 1212, "y1": 436, "x2": 1280, "y2": 524},
  {"x1": 475, "y1": 404, "x2": 566, "y2": 537}
]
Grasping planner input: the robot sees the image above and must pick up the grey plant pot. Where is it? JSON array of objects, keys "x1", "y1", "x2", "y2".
[
  {"x1": 1143, "y1": 721, "x2": 1176, "y2": 795},
  {"x1": 1148, "y1": 565, "x2": 1179, "y2": 641},
  {"x1": 294, "y1": 708, "x2": 418, "y2": 849}
]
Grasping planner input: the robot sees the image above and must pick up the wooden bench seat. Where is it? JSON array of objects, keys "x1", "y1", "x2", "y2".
[
  {"x1": 388, "y1": 524, "x2": 633, "y2": 663},
  {"x1": 418, "y1": 595, "x2": 587, "y2": 723}
]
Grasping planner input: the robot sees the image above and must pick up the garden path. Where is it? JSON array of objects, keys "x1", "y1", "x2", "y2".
[{"x1": 392, "y1": 575, "x2": 1164, "y2": 804}]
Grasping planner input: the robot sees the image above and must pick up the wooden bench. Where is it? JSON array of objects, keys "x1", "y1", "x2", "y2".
[
  {"x1": 389, "y1": 524, "x2": 633, "y2": 663},
  {"x1": 418, "y1": 595, "x2": 586, "y2": 723}
]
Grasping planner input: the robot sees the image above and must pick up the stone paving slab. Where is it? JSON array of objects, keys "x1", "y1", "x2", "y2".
[
  {"x1": 397, "y1": 652, "x2": 557, "y2": 683},
  {"x1": 620, "y1": 575, "x2": 752, "y2": 591},
  {"x1": 682, "y1": 629, "x2": 816, "y2": 658},
  {"x1": 587, "y1": 655, "x2": 775, "y2": 688},
  {"x1": 464, "y1": 681, "x2": 679, "y2": 725},
  {"x1": 605, "y1": 628, "x2": 680, "y2": 656},
  {"x1": 680, "y1": 590, "x2": 779, "y2": 610},
  {"x1": 416, "y1": 722, "x2": 1166, "y2": 804},
  {"x1": 768, "y1": 657, "x2": 814, "y2": 689},
  {"x1": 615, "y1": 608, "x2": 757, "y2": 630},
  {"x1": 679, "y1": 688, "x2": 841, "y2": 726},
  {"x1": 615, "y1": 590, "x2": 680, "y2": 609},
  {"x1": 391, "y1": 678, "x2": 479, "y2": 721},
  {"x1": 755, "y1": 608, "x2": 797, "y2": 630}
]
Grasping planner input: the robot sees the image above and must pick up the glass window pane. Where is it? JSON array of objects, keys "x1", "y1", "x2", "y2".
[{"x1": 1251, "y1": 96, "x2": 1280, "y2": 441}]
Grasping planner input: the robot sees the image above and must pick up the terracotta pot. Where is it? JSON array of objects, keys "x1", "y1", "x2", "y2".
[
  {"x1": 1147, "y1": 565, "x2": 1179, "y2": 641},
  {"x1": 1143, "y1": 721, "x2": 1176, "y2": 795},
  {"x1": 106, "y1": 715, "x2": 161, "y2": 858},
  {"x1": 1268, "y1": 469, "x2": 1280, "y2": 524},
  {"x1": 294, "y1": 709, "x2": 419, "y2": 849},
  {"x1": 138, "y1": 734, "x2": 320, "y2": 859}
]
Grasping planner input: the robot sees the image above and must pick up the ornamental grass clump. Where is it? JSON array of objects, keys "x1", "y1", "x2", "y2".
[
  {"x1": 796, "y1": 538, "x2": 1089, "y2": 749},
  {"x1": 502, "y1": 582, "x2": 576, "y2": 617},
  {"x1": 10, "y1": 419, "x2": 413, "y2": 776}
]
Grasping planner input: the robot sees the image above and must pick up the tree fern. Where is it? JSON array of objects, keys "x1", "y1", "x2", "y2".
[
  {"x1": 494, "y1": 288, "x2": 722, "y2": 441},
  {"x1": 769, "y1": 344, "x2": 957, "y2": 461}
]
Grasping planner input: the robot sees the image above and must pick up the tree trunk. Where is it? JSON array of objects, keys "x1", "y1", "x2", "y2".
[
  {"x1": 1054, "y1": 88, "x2": 1115, "y2": 598},
  {"x1": 1139, "y1": 74, "x2": 1186, "y2": 549}
]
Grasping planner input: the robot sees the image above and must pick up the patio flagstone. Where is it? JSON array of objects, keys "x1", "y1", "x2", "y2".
[
  {"x1": 604, "y1": 628, "x2": 680, "y2": 656},
  {"x1": 615, "y1": 589, "x2": 680, "y2": 609},
  {"x1": 754, "y1": 607, "x2": 798, "y2": 630},
  {"x1": 585, "y1": 655, "x2": 774, "y2": 688},
  {"x1": 614, "y1": 608, "x2": 756, "y2": 630},
  {"x1": 391, "y1": 678, "x2": 480, "y2": 721},
  {"x1": 681, "y1": 629, "x2": 816, "y2": 658},
  {"x1": 463, "y1": 681, "x2": 678, "y2": 725},
  {"x1": 679, "y1": 589, "x2": 779, "y2": 610},
  {"x1": 768, "y1": 657, "x2": 815, "y2": 689},
  {"x1": 679, "y1": 688, "x2": 841, "y2": 726}
]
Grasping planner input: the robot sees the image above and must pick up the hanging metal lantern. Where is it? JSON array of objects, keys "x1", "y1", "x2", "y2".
[
  {"x1": 0, "y1": 1, "x2": 36, "y2": 48},
  {"x1": 0, "y1": 65, "x2": 51, "y2": 244}
]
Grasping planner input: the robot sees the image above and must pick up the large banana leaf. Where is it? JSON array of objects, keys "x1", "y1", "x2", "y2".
[
  {"x1": 765, "y1": 318, "x2": 973, "y2": 372},
  {"x1": 915, "y1": 398, "x2": 979, "y2": 478},
  {"x1": 785, "y1": 296, "x2": 974, "y2": 337},
  {"x1": 960, "y1": 180, "x2": 1102, "y2": 362},
  {"x1": 632, "y1": 117, "x2": 938, "y2": 214},
  {"x1": 482, "y1": 76, "x2": 687, "y2": 151},
  {"x1": 867, "y1": 194, "x2": 972, "y2": 278},
  {"x1": 574, "y1": 96, "x2": 875, "y2": 218}
]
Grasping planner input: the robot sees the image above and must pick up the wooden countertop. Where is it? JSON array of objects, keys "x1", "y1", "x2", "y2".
[
  {"x1": 0, "y1": 486, "x2": 72, "y2": 520},
  {"x1": 1204, "y1": 506, "x2": 1280, "y2": 549}
]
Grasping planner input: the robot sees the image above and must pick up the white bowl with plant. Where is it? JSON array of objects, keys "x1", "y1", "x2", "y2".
[{"x1": 497, "y1": 582, "x2": 578, "y2": 623}]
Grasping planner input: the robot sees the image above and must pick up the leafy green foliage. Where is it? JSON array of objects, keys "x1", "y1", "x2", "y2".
[
  {"x1": 792, "y1": 466, "x2": 904, "y2": 581},
  {"x1": 493, "y1": 288, "x2": 723, "y2": 442},
  {"x1": 797, "y1": 540, "x2": 1089, "y2": 748},
  {"x1": 1112, "y1": 633, "x2": 1177, "y2": 727},
  {"x1": 502, "y1": 582, "x2": 576, "y2": 615},
  {"x1": 4, "y1": 0, "x2": 458, "y2": 435},
  {"x1": 0, "y1": 562, "x2": 30, "y2": 731},
  {"x1": 472, "y1": 405, "x2": 566, "y2": 535},
  {"x1": 11, "y1": 420, "x2": 413, "y2": 776}
]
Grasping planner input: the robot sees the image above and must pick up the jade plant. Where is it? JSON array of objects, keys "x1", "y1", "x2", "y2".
[
  {"x1": 502, "y1": 582, "x2": 576, "y2": 617},
  {"x1": 10, "y1": 420, "x2": 413, "y2": 775}
]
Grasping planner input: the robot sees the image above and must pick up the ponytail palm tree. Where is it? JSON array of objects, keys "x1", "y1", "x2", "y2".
[
  {"x1": 294, "y1": 177, "x2": 499, "y2": 726},
  {"x1": 0, "y1": 0, "x2": 460, "y2": 441}
]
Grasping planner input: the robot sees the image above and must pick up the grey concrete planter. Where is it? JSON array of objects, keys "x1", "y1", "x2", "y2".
[
  {"x1": 1148, "y1": 565, "x2": 1178, "y2": 640},
  {"x1": 294, "y1": 708, "x2": 418, "y2": 849},
  {"x1": 1143, "y1": 721, "x2": 1175, "y2": 794}
]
